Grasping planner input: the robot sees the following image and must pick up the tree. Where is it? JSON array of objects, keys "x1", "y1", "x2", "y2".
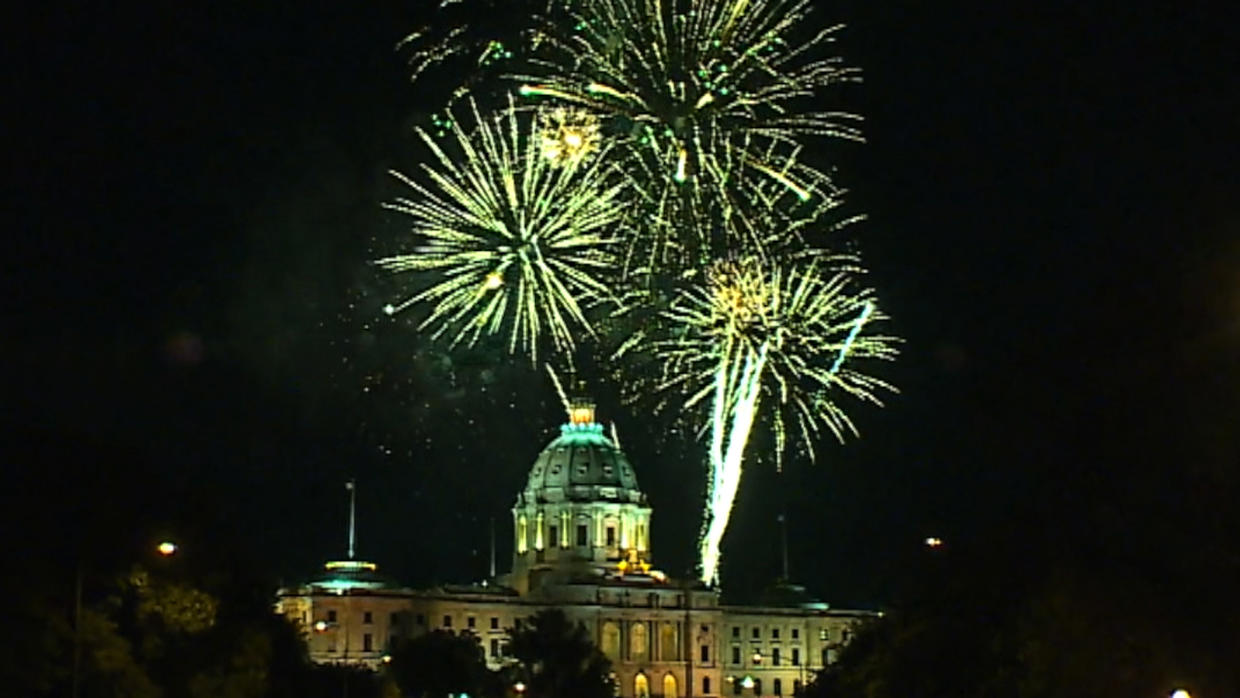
[
  {"x1": 504, "y1": 610, "x2": 614, "y2": 698},
  {"x1": 388, "y1": 629, "x2": 490, "y2": 698}
]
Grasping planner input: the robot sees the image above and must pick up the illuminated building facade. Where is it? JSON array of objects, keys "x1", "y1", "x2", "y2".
[{"x1": 276, "y1": 400, "x2": 873, "y2": 696}]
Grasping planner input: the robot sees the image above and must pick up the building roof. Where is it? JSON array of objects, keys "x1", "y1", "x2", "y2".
[{"x1": 303, "y1": 559, "x2": 401, "y2": 592}]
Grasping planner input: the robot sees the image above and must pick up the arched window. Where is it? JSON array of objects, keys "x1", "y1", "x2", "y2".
[
  {"x1": 601, "y1": 622, "x2": 621, "y2": 661},
  {"x1": 660, "y1": 622, "x2": 678, "y2": 661},
  {"x1": 634, "y1": 673, "x2": 649, "y2": 698},
  {"x1": 663, "y1": 673, "x2": 678, "y2": 698},
  {"x1": 630, "y1": 622, "x2": 648, "y2": 661},
  {"x1": 703, "y1": 677, "x2": 711, "y2": 694},
  {"x1": 773, "y1": 677, "x2": 782, "y2": 695}
]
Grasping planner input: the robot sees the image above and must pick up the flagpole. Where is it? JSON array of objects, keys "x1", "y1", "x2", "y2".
[{"x1": 347, "y1": 479, "x2": 356, "y2": 560}]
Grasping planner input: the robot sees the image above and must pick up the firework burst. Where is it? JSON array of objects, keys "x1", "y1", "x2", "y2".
[
  {"x1": 634, "y1": 255, "x2": 897, "y2": 583},
  {"x1": 515, "y1": 0, "x2": 862, "y2": 196},
  {"x1": 537, "y1": 106, "x2": 603, "y2": 167},
  {"x1": 378, "y1": 98, "x2": 627, "y2": 360}
]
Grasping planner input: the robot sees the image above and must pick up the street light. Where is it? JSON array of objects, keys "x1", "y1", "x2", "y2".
[
  {"x1": 1171, "y1": 690, "x2": 1191, "y2": 698},
  {"x1": 513, "y1": 681, "x2": 526, "y2": 694},
  {"x1": 157, "y1": 541, "x2": 178, "y2": 556}
]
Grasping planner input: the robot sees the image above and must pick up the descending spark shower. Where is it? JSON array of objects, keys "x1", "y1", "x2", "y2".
[{"x1": 385, "y1": 0, "x2": 900, "y2": 586}]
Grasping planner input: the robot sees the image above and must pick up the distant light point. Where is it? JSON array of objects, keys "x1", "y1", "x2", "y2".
[
  {"x1": 924, "y1": 536, "x2": 943, "y2": 548},
  {"x1": 157, "y1": 541, "x2": 177, "y2": 556},
  {"x1": 383, "y1": 304, "x2": 395, "y2": 315}
]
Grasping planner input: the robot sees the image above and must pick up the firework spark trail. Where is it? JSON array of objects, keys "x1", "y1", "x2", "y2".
[
  {"x1": 377, "y1": 97, "x2": 626, "y2": 361},
  {"x1": 544, "y1": 362, "x2": 572, "y2": 413},
  {"x1": 700, "y1": 343, "x2": 767, "y2": 584},
  {"x1": 830, "y1": 300, "x2": 874, "y2": 375}
]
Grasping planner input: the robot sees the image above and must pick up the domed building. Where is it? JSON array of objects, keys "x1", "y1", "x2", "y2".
[{"x1": 277, "y1": 398, "x2": 874, "y2": 697}]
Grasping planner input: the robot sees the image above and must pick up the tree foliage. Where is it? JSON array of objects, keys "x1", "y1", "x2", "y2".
[
  {"x1": 505, "y1": 609, "x2": 615, "y2": 698},
  {"x1": 388, "y1": 629, "x2": 492, "y2": 698}
]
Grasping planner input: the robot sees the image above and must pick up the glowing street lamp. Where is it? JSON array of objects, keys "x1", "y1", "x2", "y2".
[
  {"x1": 157, "y1": 541, "x2": 178, "y2": 556},
  {"x1": 513, "y1": 681, "x2": 526, "y2": 694},
  {"x1": 1171, "y1": 690, "x2": 1191, "y2": 698}
]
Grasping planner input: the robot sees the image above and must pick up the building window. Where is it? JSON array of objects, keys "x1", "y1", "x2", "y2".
[
  {"x1": 793, "y1": 680, "x2": 801, "y2": 694},
  {"x1": 771, "y1": 628, "x2": 779, "y2": 639},
  {"x1": 515, "y1": 618, "x2": 523, "y2": 630},
  {"x1": 703, "y1": 677, "x2": 711, "y2": 694},
  {"x1": 490, "y1": 616, "x2": 499, "y2": 630},
  {"x1": 733, "y1": 677, "x2": 742, "y2": 695},
  {"x1": 772, "y1": 648, "x2": 781, "y2": 666},
  {"x1": 576, "y1": 524, "x2": 588, "y2": 546},
  {"x1": 363, "y1": 611, "x2": 373, "y2": 624},
  {"x1": 415, "y1": 614, "x2": 425, "y2": 625},
  {"x1": 792, "y1": 648, "x2": 800, "y2": 666},
  {"x1": 490, "y1": 638, "x2": 500, "y2": 657},
  {"x1": 327, "y1": 610, "x2": 337, "y2": 623},
  {"x1": 732, "y1": 626, "x2": 740, "y2": 638},
  {"x1": 328, "y1": 636, "x2": 337, "y2": 652},
  {"x1": 630, "y1": 622, "x2": 648, "y2": 661},
  {"x1": 843, "y1": 629, "x2": 852, "y2": 643},
  {"x1": 606, "y1": 526, "x2": 616, "y2": 547},
  {"x1": 443, "y1": 615, "x2": 452, "y2": 628},
  {"x1": 731, "y1": 646, "x2": 740, "y2": 664},
  {"x1": 601, "y1": 622, "x2": 621, "y2": 660},
  {"x1": 773, "y1": 678, "x2": 782, "y2": 695},
  {"x1": 818, "y1": 628, "x2": 828, "y2": 641},
  {"x1": 467, "y1": 616, "x2": 476, "y2": 629},
  {"x1": 791, "y1": 628, "x2": 799, "y2": 640},
  {"x1": 390, "y1": 612, "x2": 399, "y2": 626},
  {"x1": 701, "y1": 644, "x2": 709, "y2": 662},
  {"x1": 363, "y1": 633, "x2": 373, "y2": 652},
  {"x1": 659, "y1": 623, "x2": 677, "y2": 661},
  {"x1": 751, "y1": 627, "x2": 760, "y2": 640},
  {"x1": 549, "y1": 525, "x2": 558, "y2": 548},
  {"x1": 753, "y1": 679, "x2": 761, "y2": 696}
]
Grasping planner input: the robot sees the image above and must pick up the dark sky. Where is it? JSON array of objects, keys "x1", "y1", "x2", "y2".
[{"x1": 8, "y1": 1, "x2": 1238, "y2": 606}]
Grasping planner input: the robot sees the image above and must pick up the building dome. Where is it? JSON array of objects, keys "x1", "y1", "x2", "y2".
[
  {"x1": 507, "y1": 398, "x2": 654, "y2": 593},
  {"x1": 519, "y1": 402, "x2": 645, "y2": 505}
]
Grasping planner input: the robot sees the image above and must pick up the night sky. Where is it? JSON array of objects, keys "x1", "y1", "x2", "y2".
[{"x1": 8, "y1": 1, "x2": 1237, "y2": 609}]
